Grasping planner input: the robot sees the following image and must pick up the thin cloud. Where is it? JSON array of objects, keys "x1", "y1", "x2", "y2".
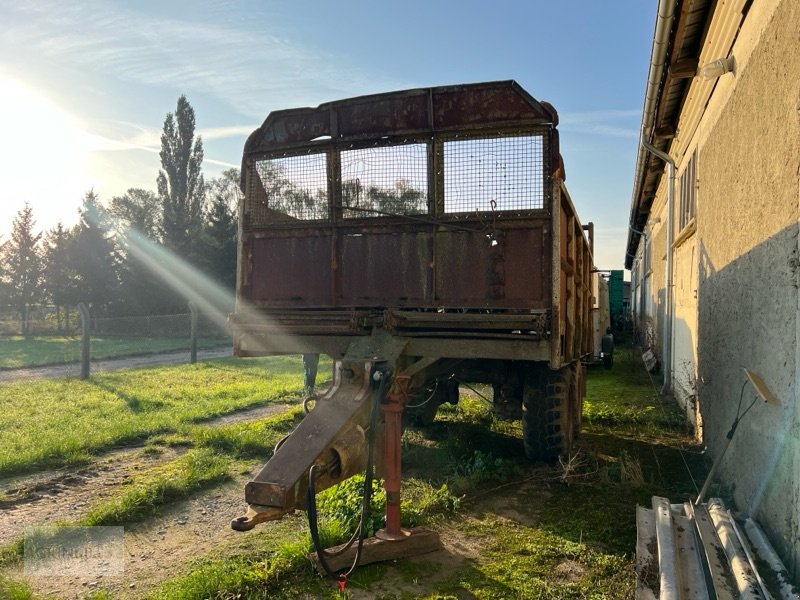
[
  {"x1": 78, "y1": 118, "x2": 241, "y2": 169},
  {"x1": 205, "y1": 157, "x2": 240, "y2": 169},
  {"x1": 1, "y1": 0, "x2": 402, "y2": 119},
  {"x1": 199, "y1": 125, "x2": 257, "y2": 141},
  {"x1": 559, "y1": 109, "x2": 640, "y2": 138},
  {"x1": 87, "y1": 133, "x2": 238, "y2": 171}
]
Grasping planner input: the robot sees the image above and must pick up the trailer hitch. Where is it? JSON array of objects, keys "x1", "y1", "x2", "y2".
[{"x1": 231, "y1": 359, "x2": 376, "y2": 531}]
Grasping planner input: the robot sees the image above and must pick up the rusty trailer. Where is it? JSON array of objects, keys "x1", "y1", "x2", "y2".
[{"x1": 230, "y1": 81, "x2": 596, "y2": 571}]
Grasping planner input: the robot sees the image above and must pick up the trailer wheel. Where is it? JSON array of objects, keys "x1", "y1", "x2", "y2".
[{"x1": 522, "y1": 365, "x2": 577, "y2": 462}]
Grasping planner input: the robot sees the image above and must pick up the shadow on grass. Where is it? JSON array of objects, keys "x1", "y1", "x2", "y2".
[
  {"x1": 90, "y1": 380, "x2": 150, "y2": 412},
  {"x1": 403, "y1": 418, "x2": 527, "y2": 486}
]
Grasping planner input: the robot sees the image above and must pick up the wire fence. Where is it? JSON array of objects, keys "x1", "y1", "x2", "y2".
[
  {"x1": 251, "y1": 152, "x2": 330, "y2": 224},
  {"x1": 0, "y1": 309, "x2": 232, "y2": 382}
]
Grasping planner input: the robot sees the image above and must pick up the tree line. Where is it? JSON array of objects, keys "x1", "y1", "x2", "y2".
[{"x1": 0, "y1": 96, "x2": 239, "y2": 333}]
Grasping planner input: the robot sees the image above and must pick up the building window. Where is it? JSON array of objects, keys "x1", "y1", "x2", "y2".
[{"x1": 679, "y1": 150, "x2": 697, "y2": 231}]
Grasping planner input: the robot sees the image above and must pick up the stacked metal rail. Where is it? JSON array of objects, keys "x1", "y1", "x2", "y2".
[{"x1": 636, "y1": 496, "x2": 797, "y2": 599}]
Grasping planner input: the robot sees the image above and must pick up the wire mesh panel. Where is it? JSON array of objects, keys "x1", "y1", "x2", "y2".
[
  {"x1": 94, "y1": 314, "x2": 192, "y2": 337},
  {"x1": 250, "y1": 153, "x2": 329, "y2": 224},
  {"x1": 92, "y1": 314, "x2": 231, "y2": 341},
  {"x1": 341, "y1": 143, "x2": 428, "y2": 218},
  {"x1": 443, "y1": 135, "x2": 546, "y2": 214}
]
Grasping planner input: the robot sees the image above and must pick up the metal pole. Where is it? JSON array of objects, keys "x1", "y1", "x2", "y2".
[
  {"x1": 695, "y1": 434, "x2": 733, "y2": 505},
  {"x1": 376, "y1": 374, "x2": 411, "y2": 541},
  {"x1": 77, "y1": 302, "x2": 91, "y2": 380},
  {"x1": 189, "y1": 301, "x2": 198, "y2": 364}
]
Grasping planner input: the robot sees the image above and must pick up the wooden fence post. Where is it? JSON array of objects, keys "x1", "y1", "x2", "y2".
[
  {"x1": 189, "y1": 301, "x2": 198, "y2": 364},
  {"x1": 77, "y1": 302, "x2": 91, "y2": 379}
]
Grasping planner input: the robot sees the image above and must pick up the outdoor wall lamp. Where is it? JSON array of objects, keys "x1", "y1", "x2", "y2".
[{"x1": 700, "y1": 55, "x2": 736, "y2": 80}]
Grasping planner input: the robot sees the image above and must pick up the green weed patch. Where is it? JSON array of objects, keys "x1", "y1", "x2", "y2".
[
  {"x1": 0, "y1": 572, "x2": 33, "y2": 600},
  {"x1": 583, "y1": 347, "x2": 687, "y2": 430},
  {"x1": 442, "y1": 516, "x2": 634, "y2": 599}
]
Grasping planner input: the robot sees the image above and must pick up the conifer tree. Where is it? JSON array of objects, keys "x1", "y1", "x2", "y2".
[
  {"x1": 3, "y1": 204, "x2": 42, "y2": 334},
  {"x1": 70, "y1": 191, "x2": 120, "y2": 315},
  {"x1": 202, "y1": 191, "x2": 238, "y2": 292},
  {"x1": 41, "y1": 222, "x2": 75, "y2": 331}
]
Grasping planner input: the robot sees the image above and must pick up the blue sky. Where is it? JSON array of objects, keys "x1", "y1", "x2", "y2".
[{"x1": 0, "y1": 0, "x2": 654, "y2": 269}]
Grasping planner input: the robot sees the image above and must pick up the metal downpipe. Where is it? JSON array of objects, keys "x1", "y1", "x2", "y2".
[
  {"x1": 626, "y1": 0, "x2": 676, "y2": 267},
  {"x1": 641, "y1": 141, "x2": 675, "y2": 395}
]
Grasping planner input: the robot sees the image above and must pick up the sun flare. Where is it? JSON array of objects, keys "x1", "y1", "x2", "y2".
[{"x1": 0, "y1": 75, "x2": 93, "y2": 228}]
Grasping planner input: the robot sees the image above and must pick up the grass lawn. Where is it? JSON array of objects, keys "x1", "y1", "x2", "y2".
[
  {"x1": 0, "y1": 336, "x2": 230, "y2": 369},
  {"x1": 142, "y1": 345, "x2": 706, "y2": 599},
  {"x1": 0, "y1": 344, "x2": 706, "y2": 599},
  {"x1": 0, "y1": 355, "x2": 307, "y2": 477}
]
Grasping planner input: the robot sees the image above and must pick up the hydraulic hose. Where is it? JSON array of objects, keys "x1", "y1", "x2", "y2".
[{"x1": 306, "y1": 366, "x2": 389, "y2": 578}]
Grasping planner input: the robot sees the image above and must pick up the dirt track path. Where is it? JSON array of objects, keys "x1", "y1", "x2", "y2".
[
  {"x1": 1, "y1": 401, "x2": 297, "y2": 600},
  {"x1": 0, "y1": 346, "x2": 233, "y2": 382},
  {"x1": 0, "y1": 447, "x2": 185, "y2": 548},
  {"x1": 12, "y1": 477, "x2": 259, "y2": 599},
  {"x1": 16, "y1": 474, "x2": 494, "y2": 600}
]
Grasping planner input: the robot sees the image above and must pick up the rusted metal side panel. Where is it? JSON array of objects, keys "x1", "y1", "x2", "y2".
[
  {"x1": 434, "y1": 224, "x2": 550, "y2": 308},
  {"x1": 552, "y1": 182, "x2": 594, "y2": 369},
  {"x1": 244, "y1": 108, "x2": 329, "y2": 151},
  {"x1": 432, "y1": 84, "x2": 546, "y2": 130},
  {"x1": 243, "y1": 223, "x2": 552, "y2": 310},
  {"x1": 338, "y1": 229, "x2": 432, "y2": 306},
  {"x1": 550, "y1": 182, "x2": 562, "y2": 368},
  {"x1": 582, "y1": 233, "x2": 593, "y2": 357},
  {"x1": 559, "y1": 204, "x2": 570, "y2": 363},
  {"x1": 503, "y1": 228, "x2": 550, "y2": 304},
  {"x1": 336, "y1": 94, "x2": 430, "y2": 138},
  {"x1": 249, "y1": 233, "x2": 334, "y2": 306}
]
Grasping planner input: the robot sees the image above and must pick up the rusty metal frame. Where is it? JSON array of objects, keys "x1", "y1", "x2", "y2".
[
  {"x1": 243, "y1": 127, "x2": 552, "y2": 231},
  {"x1": 235, "y1": 81, "x2": 593, "y2": 369}
]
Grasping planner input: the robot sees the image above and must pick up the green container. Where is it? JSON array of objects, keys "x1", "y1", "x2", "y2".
[{"x1": 609, "y1": 270, "x2": 624, "y2": 319}]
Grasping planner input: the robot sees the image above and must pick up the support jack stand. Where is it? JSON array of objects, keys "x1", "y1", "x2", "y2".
[
  {"x1": 310, "y1": 373, "x2": 442, "y2": 575},
  {"x1": 310, "y1": 527, "x2": 441, "y2": 575}
]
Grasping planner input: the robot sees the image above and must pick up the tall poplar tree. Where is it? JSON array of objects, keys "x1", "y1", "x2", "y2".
[{"x1": 157, "y1": 95, "x2": 205, "y2": 261}]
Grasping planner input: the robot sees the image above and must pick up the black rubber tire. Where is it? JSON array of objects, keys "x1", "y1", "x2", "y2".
[{"x1": 522, "y1": 365, "x2": 576, "y2": 462}]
